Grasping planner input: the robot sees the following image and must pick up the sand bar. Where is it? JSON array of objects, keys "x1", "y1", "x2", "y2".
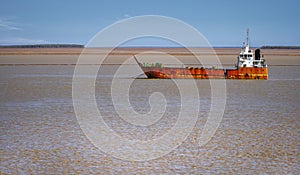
[{"x1": 0, "y1": 48, "x2": 299, "y2": 65}]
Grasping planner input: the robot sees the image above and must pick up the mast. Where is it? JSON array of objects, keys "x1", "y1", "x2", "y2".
[{"x1": 246, "y1": 28, "x2": 249, "y2": 47}]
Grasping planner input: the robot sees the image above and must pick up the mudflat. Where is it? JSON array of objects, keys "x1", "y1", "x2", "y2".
[
  {"x1": 1, "y1": 47, "x2": 299, "y2": 173},
  {"x1": 0, "y1": 47, "x2": 299, "y2": 65},
  {"x1": 1, "y1": 64, "x2": 299, "y2": 174}
]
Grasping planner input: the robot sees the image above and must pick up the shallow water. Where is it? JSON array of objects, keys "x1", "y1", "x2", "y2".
[{"x1": 0, "y1": 65, "x2": 299, "y2": 174}]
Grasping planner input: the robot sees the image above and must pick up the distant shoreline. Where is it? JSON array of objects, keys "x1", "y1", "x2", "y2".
[
  {"x1": 260, "y1": 46, "x2": 300, "y2": 49},
  {"x1": 0, "y1": 44, "x2": 299, "y2": 50},
  {"x1": 0, "y1": 44, "x2": 84, "y2": 48}
]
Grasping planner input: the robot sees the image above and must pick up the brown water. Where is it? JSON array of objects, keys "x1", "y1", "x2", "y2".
[{"x1": 1, "y1": 65, "x2": 299, "y2": 174}]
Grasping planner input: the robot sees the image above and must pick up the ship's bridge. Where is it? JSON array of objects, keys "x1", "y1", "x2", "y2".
[{"x1": 237, "y1": 29, "x2": 267, "y2": 68}]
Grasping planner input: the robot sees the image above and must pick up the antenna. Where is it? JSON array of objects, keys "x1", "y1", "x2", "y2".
[{"x1": 246, "y1": 28, "x2": 249, "y2": 47}]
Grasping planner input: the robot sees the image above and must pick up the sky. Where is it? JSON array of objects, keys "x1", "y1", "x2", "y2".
[{"x1": 0, "y1": 0, "x2": 299, "y2": 47}]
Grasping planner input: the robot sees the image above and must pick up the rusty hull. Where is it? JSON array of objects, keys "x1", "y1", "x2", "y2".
[{"x1": 142, "y1": 67, "x2": 268, "y2": 80}]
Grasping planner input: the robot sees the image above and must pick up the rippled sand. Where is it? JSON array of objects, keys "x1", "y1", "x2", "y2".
[{"x1": 1, "y1": 64, "x2": 299, "y2": 174}]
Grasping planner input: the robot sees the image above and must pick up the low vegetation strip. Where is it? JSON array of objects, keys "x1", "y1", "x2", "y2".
[
  {"x1": 0, "y1": 44, "x2": 84, "y2": 48},
  {"x1": 261, "y1": 46, "x2": 300, "y2": 49}
]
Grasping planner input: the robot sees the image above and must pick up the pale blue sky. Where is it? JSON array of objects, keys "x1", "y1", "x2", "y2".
[{"x1": 0, "y1": 0, "x2": 299, "y2": 46}]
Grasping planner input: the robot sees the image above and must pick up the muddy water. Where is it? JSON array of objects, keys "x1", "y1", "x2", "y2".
[{"x1": 0, "y1": 65, "x2": 299, "y2": 174}]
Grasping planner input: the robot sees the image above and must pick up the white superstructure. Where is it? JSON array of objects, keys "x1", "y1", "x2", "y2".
[{"x1": 237, "y1": 29, "x2": 267, "y2": 68}]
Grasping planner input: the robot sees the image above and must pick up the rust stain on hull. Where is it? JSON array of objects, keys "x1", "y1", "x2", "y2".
[
  {"x1": 226, "y1": 67, "x2": 268, "y2": 79},
  {"x1": 142, "y1": 67, "x2": 268, "y2": 80}
]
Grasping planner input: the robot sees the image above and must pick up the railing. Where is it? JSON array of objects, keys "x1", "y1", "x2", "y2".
[{"x1": 141, "y1": 62, "x2": 163, "y2": 68}]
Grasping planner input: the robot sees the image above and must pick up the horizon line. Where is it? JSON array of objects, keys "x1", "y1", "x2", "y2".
[{"x1": 0, "y1": 44, "x2": 300, "y2": 49}]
